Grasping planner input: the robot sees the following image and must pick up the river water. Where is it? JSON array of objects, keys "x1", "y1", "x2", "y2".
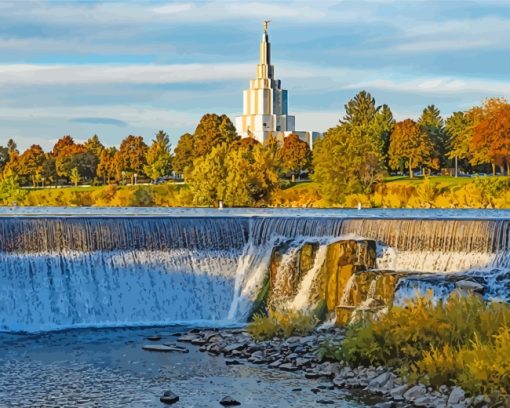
[{"x1": 0, "y1": 326, "x2": 374, "y2": 407}]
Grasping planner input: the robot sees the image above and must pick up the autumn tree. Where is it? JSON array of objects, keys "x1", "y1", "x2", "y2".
[
  {"x1": 114, "y1": 135, "x2": 148, "y2": 182},
  {"x1": 84, "y1": 134, "x2": 104, "y2": 158},
  {"x1": 173, "y1": 133, "x2": 194, "y2": 175},
  {"x1": 18, "y1": 144, "x2": 46, "y2": 186},
  {"x1": 52, "y1": 135, "x2": 97, "y2": 183},
  {"x1": 97, "y1": 147, "x2": 117, "y2": 184},
  {"x1": 470, "y1": 99, "x2": 510, "y2": 175},
  {"x1": 192, "y1": 114, "x2": 239, "y2": 158},
  {"x1": 279, "y1": 134, "x2": 311, "y2": 182},
  {"x1": 388, "y1": 119, "x2": 432, "y2": 178},
  {"x1": 144, "y1": 130, "x2": 173, "y2": 181}
]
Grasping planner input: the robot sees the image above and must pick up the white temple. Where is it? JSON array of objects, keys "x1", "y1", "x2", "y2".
[{"x1": 235, "y1": 21, "x2": 321, "y2": 148}]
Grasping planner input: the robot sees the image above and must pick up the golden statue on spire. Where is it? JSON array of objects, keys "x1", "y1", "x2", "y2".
[{"x1": 263, "y1": 19, "x2": 271, "y2": 33}]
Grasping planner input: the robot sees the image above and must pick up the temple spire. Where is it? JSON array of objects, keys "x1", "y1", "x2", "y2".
[{"x1": 260, "y1": 20, "x2": 271, "y2": 65}]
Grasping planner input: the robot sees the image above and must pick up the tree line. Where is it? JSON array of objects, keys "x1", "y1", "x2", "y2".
[
  {"x1": 313, "y1": 91, "x2": 510, "y2": 204},
  {"x1": 1, "y1": 91, "x2": 509, "y2": 206}
]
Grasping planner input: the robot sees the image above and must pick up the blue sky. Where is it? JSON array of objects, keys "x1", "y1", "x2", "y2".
[{"x1": 1, "y1": 0, "x2": 510, "y2": 150}]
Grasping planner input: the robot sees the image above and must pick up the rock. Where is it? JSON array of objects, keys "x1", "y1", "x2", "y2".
[
  {"x1": 292, "y1": 388, "x2": 301, "y2": 392},
  {"x1": 367, "y1": 371, "x2": 391, "y2": 390},
  {"x1": 269, "y1": 359, "x2": 283, "y2": 368},
  {"x1": 374, "y1": 403, "x2": 394, "y2": 408},
  {"x1": 147, "y1": 335, "x2": 161, "y2": 341},
  {"x1": 390, "y1": 384, "x2": 410, "y2": 401},
  {"x1": 225, "y1": 359, "x2": 242, "y2": 366},
  {"x1": 142, "y1": 344, "x2": 189, "y2": 353},
  {"x1": 316, "y1": 400, "x2": 335, "y2": 405},
  {"x1": 447, "y1": 386, "x2": 465, "y2": 405},
  {"x1": 279, "y1": 363, "x2": 297, "y2": 372},
  {"x1": 223, "y1": 342, "x2": 247, "y2": 353},
  {"x1": 160, "y1": 391, "x2": 179, "y2": 405},
  {"x1": 219, "y1": 396, "x2": 241, "y2": 406},
  {"x1": 311, "y1": 388, "x2": 321, "y2": 394},
  {"x1": 456, "y1": 280, "x2": 484, "y2": 292},
  {"x1": 403, "y1": 384, "x2": 426, "y2": 402},
  {"x1": 191, "y1": 338, "x2": 208, "y2": 346},
  {"x1": 295, "y1": 358, "x2": 311, "y2": 367},
  {"x1": 414, "y1": 396, "x2": 433, "y2": 407}
]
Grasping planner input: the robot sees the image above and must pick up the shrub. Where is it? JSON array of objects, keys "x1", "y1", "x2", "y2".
[
  {"x1": 334, "y1": 293, "x2": 510, "y2": 399},
  {"x1": 248, "y1": 309, "x2": 318, "y2": 341}
]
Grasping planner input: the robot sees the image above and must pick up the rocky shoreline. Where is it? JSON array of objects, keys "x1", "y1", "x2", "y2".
[{"x1": 169, "y1": 327, "x2": 489, "y2": 408}]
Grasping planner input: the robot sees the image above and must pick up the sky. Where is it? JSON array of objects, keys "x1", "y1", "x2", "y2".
[{"x1": 1, "y1": 0, "x2": 510, "y2": 150}]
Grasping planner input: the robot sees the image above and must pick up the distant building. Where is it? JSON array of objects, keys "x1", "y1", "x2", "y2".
[{"x1": 235, "y1": 21, "x2": 321, "y2": 148}]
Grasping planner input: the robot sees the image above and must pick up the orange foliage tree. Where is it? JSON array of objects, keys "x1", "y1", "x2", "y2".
[{"x1": 471, "y1": 98, "x2": 510, "y2": 175}]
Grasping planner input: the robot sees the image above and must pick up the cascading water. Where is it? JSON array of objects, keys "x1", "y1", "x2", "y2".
[{"x1": 1, "y1": 214, "x2": 509, "y2": 333}]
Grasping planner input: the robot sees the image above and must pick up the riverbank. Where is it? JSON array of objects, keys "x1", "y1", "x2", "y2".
[
  {"x1": 177, "y1": 327, "x2": 488, "y2": 408},
  {"x1": 5, "y1": 176, "x2": 510, "y2": 208}
]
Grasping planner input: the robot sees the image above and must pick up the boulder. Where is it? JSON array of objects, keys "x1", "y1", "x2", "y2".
[
  {"x1": 160, "y1": 391, "x2": 179, "y2": 405},
  {"x1": 447, "y1": 387, "x2": 465, "y2": 405},
  {"x1": 455, "y1": 280, "x2": 483, "y2": 292},
  {"x1": 219, "y1": 396, "x2": 241, "y2": 406},
  {"x1": 147, "y1": 335, "x2": 161, "y2": 341},
  {"x1": 403, "y1": 384, "x2": 426, "y2": 402},
  {"x1": 142, "y1": 344, "x2": 188, "y2": 353}
]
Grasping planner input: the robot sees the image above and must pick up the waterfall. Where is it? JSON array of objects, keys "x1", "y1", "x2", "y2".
[{"x1": 1, "y1": 215, "x2": 509, "y2": 333}]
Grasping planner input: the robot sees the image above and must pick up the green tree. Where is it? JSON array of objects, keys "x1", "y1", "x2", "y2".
[
  {"x1": 7, "y1": 138, "x2": 18, "y2": 154},
  {"x1": 418, "y1": 105, "x2": 446, "y2": 170},
  {"x1": 312, "y1": 125, "x2": 384, "y2": 204},
  {"x1": 445, "y1": 111, "x2": 473, "y2": 175},
  {"x1": 70, "y1": 167, "x2": 81, "y2": 187},
  {"x1": 97, "y1": 147, "x2": 117, "y2": 185},
  {"x1": 388, "y1": 119, "x2": 432, "y2": 178},
  {"x1": 186, "y1": 143, "x2": 228, "y2": 206},
  {"x1": 0, "y1": 173, "x2": 27, "y2": 204},
  {"x1": 173, "y1": 133, "x2": 194, "y2": 175},
  {"x1": 224, "y1": 141, "x2": 279, "y2": 206},
  {"x1": 144, "y1": 130, "x2": 173, "y2": 181},
  {"x1": 280, "y1": 134, "x2": 312, "y2": 182},
  {"x1": 0, "y1": 145, "x2": 9, "y2": 173}
]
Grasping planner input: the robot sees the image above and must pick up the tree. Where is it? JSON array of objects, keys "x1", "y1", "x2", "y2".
[
  {"x1": 18, "y1": 144, "x2": 47, "y2": 186},
  {"x1": 0, "y1": 145, "x2": 9, "y2": 173},
  {"x1": 186, "y1": 143, "x2": 228, "y2": 206},
  {"x1": 312, "y1": 125, "x2": 384, "y2": 204},
  {"x1": 388, "y1": 119, "x2": 432, "y2": 178},
  {"x1": 144, "y1": 130, "x2": 173, "y2": 181},
  {"x1": 0, "y1": 173, "x2": 27, "y2": 205},
  {"x1": 192, "y1": 113, "x2": 239, "y2": 157},
  {"x1": 7, "y1": 138, "x2": 18, "y2": 154},
  {"x1": 84, "y1": 134, "x2": 105, "y2": 158},
  {"x1": 52, "y1": 135, "x2": 94, "y2": 183},
  {"x1": 418, "y1": 105, "x2": 446, "y2": 170},
  {"x1": 70, "y1": 167, "x2": 81, "y2": 187},
  {"x1": 97, "y1": 147, "x2": 117, "y2": 185},
  {"x1": 186, "y1": 140, "x2": 279, "y2": 207},
  {"x1": 471, "y1": 99, "x2": 510, "y2": 175},
  {"x1": 114, "y1": 135, "x2": 148, "y2": 182},
  {"x1": 224, "y1": 141, "x2": 279, "y2": 206},
  {"x1": 173, "y1": 133, "x2": 194, "y2": 175},
  {"x1": 445, "y1": 111, "x2": 473, "y2": 175},
  {"x1": 280, "y1": 133, "x2": 311, "y2": 182}
]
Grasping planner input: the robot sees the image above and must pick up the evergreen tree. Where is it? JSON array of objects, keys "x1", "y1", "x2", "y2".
[{"x1": 144, "y1": 130, "x2": 173, "y2": 181}]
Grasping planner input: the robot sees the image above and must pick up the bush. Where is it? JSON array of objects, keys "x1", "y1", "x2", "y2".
[
  {"x1": 333, "y1": 293, "x2": 510, "y2": 399},
  {"x1": 248, "y1": 309, "x2": 318, "y2": 341}
]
